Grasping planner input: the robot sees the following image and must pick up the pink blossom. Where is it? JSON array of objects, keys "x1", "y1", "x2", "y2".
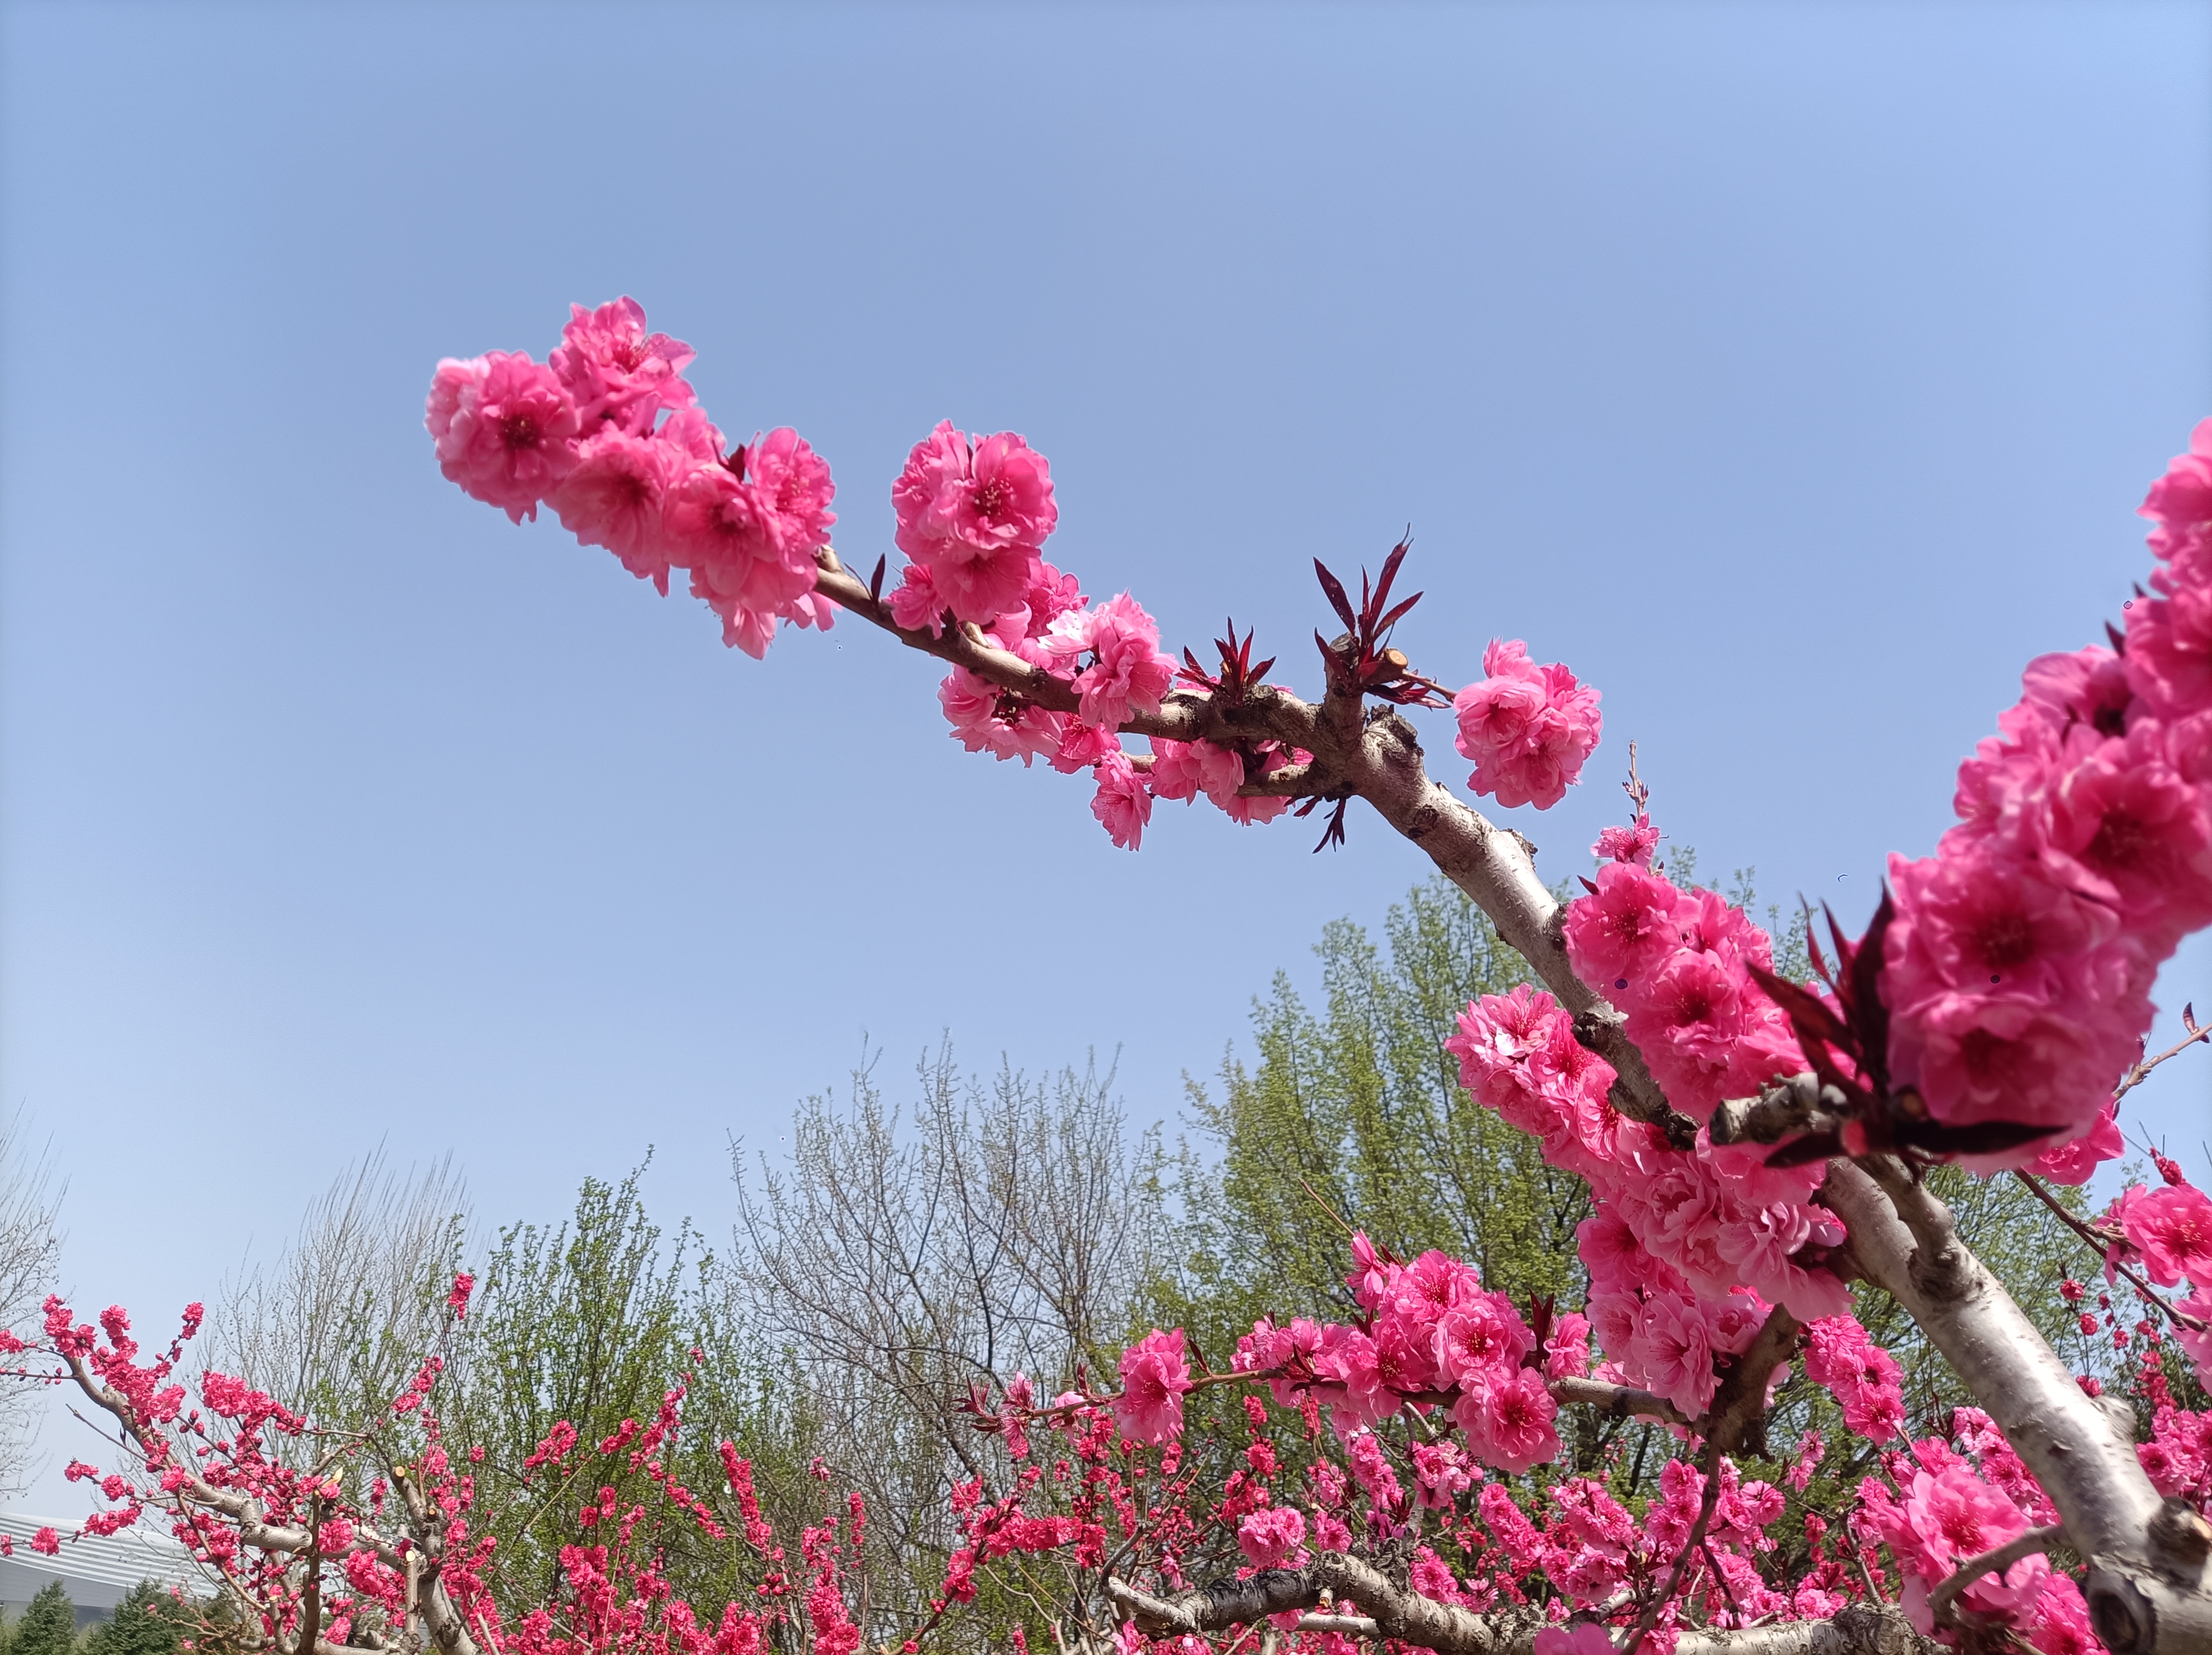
[
  {"x1": 1147, "y1": 738, "x2": 1240, "y2": 806},
  {"x1": 1532, "y1": 1627, "x2": 1617, "y2": 1655},
  {"x1": 1623, "y1": 948, "x2": 1747, "y2": 1113},
  {"x1": 1310, "y1": 1325, "x2": 1390, "y2": 1429},
  {"x1": 2024, "y1": 1573, "x2": 2100, "y2": 1655},
  {"x1": 29, "y1": 1527, "x2": 58, "y2": 1556},
  {"x1": 427, "y1": 352, "x2": 581, "y2": 524},
  {"x1": 1411, "y1": 1441, "x2": 1478, "y2": 1510},
  {"x1": 938, "y1": 668, "x2": 1065, "y2": 767},
  {"x1": 890, "y1": 421, "x2": 1056, "y2": 624},
  {"x1": 1452, "y1": 641, "x2": 1602, "y2": 810},
  {"x1": 2027, "y1": 1101, "x2": 2125, "y2": 1186},
  {"x1": 1393, "y1": 1250, "x2": 1484, "y2": 1324},
  {"x1": 1044, "y1": 594, "x2": 1177, "y2": 729},
  {"x1": 1048, "y1": 719, "x2": 1121, "y2": 776},
  {"x1": 885, "y1": 562, "x2": 945, "y2": 634},
  {"x1": 1896, "y1": 983, "x2": 2148, "y2": 1138},
  {"x1": 547, "y1": 429, "x2": 689, "y2": 591},
  {"x1": 1594, "y1": 814, "x2": 1658, "y2": 868},
  {"x1": 1235, "y1": 1506, "x2": 1306, "y2": 1569},
  {"x1": 1454, "y1": 1366, "x2": 1560, "y2": 1474},
  {"x1": 1634, "y1": 1293, "x2": 1718, "y2": 1419},
  {"x1": 1543, "y1": 1311, "x2": 1592, "y2": 1380},
  {"x1": 1114, "y1": 1328, "x2": 1191, "y2": 1444},
  {"x1": 1089, "y1": 752, "x2": 1154, "y2": 851},
  {"x1": 744, "y1": 428, "x2": 837, "y2": 566},
  {"x1": 1804, "y1": 1316, "x2": 1906, "y2": 1441},
  {"x1": 1347, "y1": 1233, "x2": 1397, "y2": 1311},
  {"x1": 2140, "y1": 417, "x2": 2212, "y2": 555},
  {"x1": 1433, "y1": 1297, "x2": 1530, "y2": 1388},
  {"x1": 549, "y1": 297, "x2": 697, "y2": 435},
  {"x1": 1562, "y1": 862, "x2": 1683, "y2": 987},
  {"x1": 1883, "y1": 846, "x2": 2117, "y2": 1016},
  {"x1": 665, "y1": 463, "x2": 817, "y2": 658},
  {"x1": 2120, "y1": 1183, "x2": 2212, "y2": 1287},
  {"x1": 2174, "y1": 1290, "x2": 2212, "y2": 1387},
  {"x1": 2045, "y1": 729, "x2": 2212, "y2": 939}
]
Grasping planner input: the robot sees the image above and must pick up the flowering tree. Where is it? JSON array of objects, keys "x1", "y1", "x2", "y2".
[{"x1": 21, "y1": 300, "x2": 2212, "y2": 1655}]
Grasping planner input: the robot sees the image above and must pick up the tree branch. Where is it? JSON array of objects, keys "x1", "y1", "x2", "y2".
[
  {"x1": 1822, "y1": 1158, "x2": 2212, "y2": 1655},
  {"x1": 1108, "y1": 1566, "x2": 1936, "y2": 1654},
  {"x1": 1549, "y1": 1376, "x2": 1691, "y2": 1429},
  {"x1": 1926, "y1": 1524, "x2": 2062, "y2": 1621}
]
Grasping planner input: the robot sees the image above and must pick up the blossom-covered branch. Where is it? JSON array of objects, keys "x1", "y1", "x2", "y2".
[{"x1": 419, "y1": 300, "x2": 2212, "y2": 1653}]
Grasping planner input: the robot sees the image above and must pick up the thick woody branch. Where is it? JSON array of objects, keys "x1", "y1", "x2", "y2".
[
  {"x1": 1823, "y1": 1159, "x2": 2212, "y2": 1655},
  {"x1": 1550, "y1": 1376, "x2": 1691, "y2": 1428},
  {"x1": 1710, "y1": 1074, "x2": 1844, "y2": 1148},
  {"x1": 1108, "y1": 1565, "x2": 1934, "y2": 1655}
]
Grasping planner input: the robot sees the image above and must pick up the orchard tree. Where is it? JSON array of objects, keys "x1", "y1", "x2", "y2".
[{"x1": 19, "y1": 302, "x2": 2212, "y2": 1655}]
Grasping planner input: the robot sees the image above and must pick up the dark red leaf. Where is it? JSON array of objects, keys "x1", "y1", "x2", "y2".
[
  {"x1": 1764, "y1": 1131, "x2": 1844, "y2": 1169},
  {"x1": 1312, "y1": 798, "x2": 1350, "y2": 853},
  {"x1": 1895, "y1": 1118, "x2": 2059, "y2": 1156},
  {"x1": 868, "y1": 555, "x2": 887, "y2": 603},
  {"x1": 1848, "y1": 888, "x2": 1896, "y2": 1093},
  {"x1": 1314, "y1": 560, "x2": 1358, "y2": 634},
  {"x1": 1376, "y1": 591, "x2": 1424, "y2": 637},
  {"x1": 1369, "y1": 536, "x2": 1411, "y2": 624},
  {"x1": 1747, "y1": 961, "x2": 1855, "y2": 1057}
]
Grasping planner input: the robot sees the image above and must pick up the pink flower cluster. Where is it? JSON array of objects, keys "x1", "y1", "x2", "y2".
[
  {"x1": 2106, "y1": 1168, "x2": 2212, "y2": 1389},
  {"x1": 1451, "y1": 894, "x2": 1861, "y2": 1419},
  {"x1": 891, "y1": 424, "x2": 1305, "y2": 849},
  {"x1": 1114, "y1": 1328, "x2": 1194, "y2": 1445},
  {"x1": 1883, "y1": 420, "x2": 2212, "y2": 1166},
  {"x1": 1803, "y1": 1315, "x2": 1907, "y2": 1441},
  {"x1": 1451, "y1": 640, "x2": 1603, "y2": 810},
  {"x1": 1228, "y1": 1237, "x2": 1562, "y2": 1475},
  {"x1": 1854, "y1": 1413, "x2": 2094, "y2": 1646},
  {"x1": 1484, "y1": 1457, "x2": 1829, "y2": 1630},
  {"x1": 427, "y1": 299, "x2": 837, "y2": 658}
]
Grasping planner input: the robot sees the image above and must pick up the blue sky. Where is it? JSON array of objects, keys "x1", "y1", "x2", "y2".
[{"x1": 2, "y1": 1, "x2": 2209, "y2": 1501}]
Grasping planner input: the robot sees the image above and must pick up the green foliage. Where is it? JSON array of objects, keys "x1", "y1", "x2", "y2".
[
  {"x1": 437, "y1": 1160, "x2": 799, "y2": 1610},
  {"x1": 1172, "y1": 878, "x2": 1580, "y2": 1344},
  {"x1": 12, "y1": 1582, "x2": 74, "y2": 1655},
  {"x1": 81, "y1": 1582, "x2": 186, "y2": 1655}
]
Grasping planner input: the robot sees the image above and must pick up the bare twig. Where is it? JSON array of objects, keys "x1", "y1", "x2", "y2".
[
  {"x1": 2012, "y1": 1172, "x2": 2209, "y2": 1334},
  {"x1": 2113, "y1": 1004, "x2": 2210, "y2": 1102},
  {"x1": 1926, "y1": 1525, "x2": 2063, "y2": 1621}
]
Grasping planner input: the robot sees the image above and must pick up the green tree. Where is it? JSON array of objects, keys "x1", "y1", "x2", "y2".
[
  {"x1": 1165, "y1": 872, "x2": 2116, "y2": 1529},
  {"x1": 81, "y1": 1583, "x2": 185, "y2": 1655},
  {"x1": 437, "y1": 1159, "x2": 794, "y2": 1612},
  {"x1": 12, "y1": 1581, "x2": 74, "y2": 1655},
  {"x1": 1169, "y1": 876, "x2": 1583, "y2": 1357}
]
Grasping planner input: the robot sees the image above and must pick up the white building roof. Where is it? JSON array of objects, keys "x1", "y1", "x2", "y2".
[{"x1": 0, "y1": 1512, "x2": 202, "y2": 1612}]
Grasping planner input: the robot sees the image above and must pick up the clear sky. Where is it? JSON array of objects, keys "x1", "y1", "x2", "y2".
[{"x1": 2, "y1": 1, "x2": 2209, "y2": 1506}]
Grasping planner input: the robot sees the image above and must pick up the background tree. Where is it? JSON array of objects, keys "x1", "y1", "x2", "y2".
[
  {"x1": 81, "y1": 1582, "x2": 186, "y2": 1655},
  {"x1": 11, "y1": 1583, "x2": 71, "y2": 1655}
]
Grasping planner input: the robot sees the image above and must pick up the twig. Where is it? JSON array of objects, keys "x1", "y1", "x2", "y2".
[
  {"x1": 2113, "y1": 1004, "x2": 2210, "y2": 1102},
  {"x1": 1926, "y1": 1525, "x2": 2063, "y2": 1620},
  {"x1": 2013, "y1": 1172, "x2": 2209, "y2": 1334}
]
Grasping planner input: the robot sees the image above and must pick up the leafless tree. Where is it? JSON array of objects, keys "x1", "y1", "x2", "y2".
[
  {"x1": 729, "y1": 1045, "x2": 1176, "y2": 1576},
  {"x1": 204, "y1": 1148, "x2": 469, "y2": 1444},
  {"x1": 0, "y1": 1111, "x2": 62, "y2": 1492}
]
